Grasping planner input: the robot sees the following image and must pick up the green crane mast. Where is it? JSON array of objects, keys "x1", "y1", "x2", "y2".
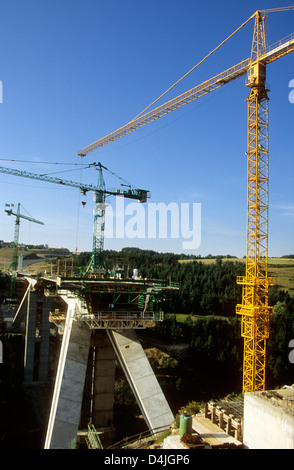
[{"x1": 85, "y1": 164, "x2": 107, "y2": 273}]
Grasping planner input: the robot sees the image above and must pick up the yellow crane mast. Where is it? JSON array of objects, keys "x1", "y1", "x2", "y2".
[
  {"x1": 77, "y1": 9, "x2": 294, "y2": 394},
  {"x1": 236, "y1": 11, "x2": 276, "y2": 393}
]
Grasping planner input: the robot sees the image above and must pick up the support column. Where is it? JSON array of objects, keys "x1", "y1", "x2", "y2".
[
  {"x1": 108, "y1": 328, "x2": 174, "y2": 432},
  {"x1": 92, "y1": 332, "x2": 116, "y2": 429},
  {"x1": 23, "y1": 289, "x2": 37, "y2": 383},
  {"x1": 38, "y1": 297, "x2": 52, "y2": 382},
  {"x1": 44, "y1": 297, "x2": 91, "y2": 449}
]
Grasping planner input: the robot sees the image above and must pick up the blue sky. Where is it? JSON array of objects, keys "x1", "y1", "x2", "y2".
[{"x1": 0, "y1": 0, "x2": 293, "y2": 258}]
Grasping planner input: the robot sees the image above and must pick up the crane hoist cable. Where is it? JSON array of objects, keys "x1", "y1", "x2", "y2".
[
  {"x1": 130, "y1": 13, "x2": 254, "y2": 123},
  {"x1": 0, "y1": 158, "x2": 88, "y2": 166},
  {"x1": 75, "y1": 166, "x2": 84, "y2": 254},
  {"x1": 39, "y1": 165, "x2": 94, "y2": 177},
  {"x1": 98, "y1": 162, "x2": 138, "y2": 190},
  {"x1": 133, "y1": 4, "x2": 294, "y2": 124},
  {"x1": 77, "y1": 8, "x2": 294, "y2": 158}
]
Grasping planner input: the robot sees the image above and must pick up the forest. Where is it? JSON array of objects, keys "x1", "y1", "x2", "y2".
[{"x1": 76, "y1": 247, "x2": 294, "y2": 398}]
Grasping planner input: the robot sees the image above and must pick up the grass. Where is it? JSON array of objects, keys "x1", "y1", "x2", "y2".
[
  {"x1": 268, "y1": 261, "x2": 294, "y2": 294},
  {"x1": 178, "y1": 257, "x2": 294, "y2": 294},
  {"x1": 164, "y1": 313, "x2": 230, "y2": 323},
  {"x1": 0, "y1": 247, "x2": 54, "y2": 273}
]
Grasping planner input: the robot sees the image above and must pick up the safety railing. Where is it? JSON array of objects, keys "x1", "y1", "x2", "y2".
[
  {"x1": 77, "y1": 309, "x2": 164, "y2": 329},
  {"x1": 85, "y1": 424, "x2": 103, "y2": 449}
]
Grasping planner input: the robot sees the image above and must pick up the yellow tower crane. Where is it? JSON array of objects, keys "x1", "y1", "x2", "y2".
[{"x1": 77, "y1": 8, "x2": 294, "y2": 394}]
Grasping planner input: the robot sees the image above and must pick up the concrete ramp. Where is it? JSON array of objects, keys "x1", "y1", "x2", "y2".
[{"x1": 107, "y1": 329, "x2": 174, "y2": 432}]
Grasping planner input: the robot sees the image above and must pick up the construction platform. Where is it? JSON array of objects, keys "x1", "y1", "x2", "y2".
[{"x1": 28, "y1": 273, "x2": 180, "y2": 330}]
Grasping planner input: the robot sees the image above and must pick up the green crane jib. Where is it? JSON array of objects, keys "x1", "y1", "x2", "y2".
[
  {"x1": 5, "y1": 202, "x2": 44, "y2": 297},
  {"x1": 1, "y1": 162, "x2": 150, "y2": 274}
]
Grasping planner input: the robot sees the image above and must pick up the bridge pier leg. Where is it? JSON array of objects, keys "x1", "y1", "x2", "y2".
[{"x1": 44, "y1": 298, "x2": 91, "y2": 449}]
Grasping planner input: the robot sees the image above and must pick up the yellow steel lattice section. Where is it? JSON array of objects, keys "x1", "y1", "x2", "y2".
[
  {"x1": 236, "y1": 89, "x2": 275, "y2": 393},
  {"x1": 236, "y1": 11, "x2": 275, "y2": 394}
]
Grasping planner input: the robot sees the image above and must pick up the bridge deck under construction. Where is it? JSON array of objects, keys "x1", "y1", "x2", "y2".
[{"x1": 27, "y1": 273, "x2": 180, "y2": 330}]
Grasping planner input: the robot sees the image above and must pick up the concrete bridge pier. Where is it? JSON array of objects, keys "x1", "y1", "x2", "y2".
[
  {"x1": 23, "y1": 289, "x2": 52, "y2": 384},
  {"x1": 44, "y1": 297, "x2": 91, "y2": 449},
  {"x1": 44, "y1": 296, "x2": 174, "y2": 449},
  {"x1": 91, "y1": 332, "x2": 116, "y2": 429}
]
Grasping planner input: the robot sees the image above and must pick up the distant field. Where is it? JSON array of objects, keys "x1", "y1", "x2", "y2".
[
  {"x1": 179, "y1": 257, "x2": 294, "y2": 294},
  {"x1": 0, "y1": 248, "x2": 52, "y2": 272},
  {"x1": 268, "y1": 259, "x2": 294, "y2": 294},
  {"x1": 0, "y1": 247, "x2": 16, "y2": 269}
]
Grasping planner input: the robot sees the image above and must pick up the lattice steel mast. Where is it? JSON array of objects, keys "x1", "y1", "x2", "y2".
[
  {"x1": 85, "y1": 163, "x2": 108, "y2": 273},
  {"x1": 236, "y1": 11, "x2": 276, "y2": 393}
]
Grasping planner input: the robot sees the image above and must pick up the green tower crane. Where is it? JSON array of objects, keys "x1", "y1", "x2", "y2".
[
  {"x1": 5, "y1": 203, "x2": 44, "y2": 297},
  {"x1": 1, "y1": 162, "x2": 149, "y2": 275}
]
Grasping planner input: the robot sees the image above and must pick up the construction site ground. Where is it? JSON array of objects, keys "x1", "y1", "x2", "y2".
[{"x1": 118, "y1": 413, "x2": 243, "y2": 450}]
